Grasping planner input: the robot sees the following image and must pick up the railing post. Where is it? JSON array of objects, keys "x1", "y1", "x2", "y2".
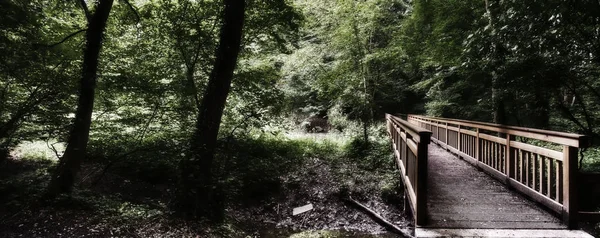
[
  {"x1": 505, "y1": 134, "x2": 515, "y2": 182},
  {"x1": 416, "y1": 130, "x2": 431, "y2": 226},
  {"x1": 562, "y1": 145, "x2": 578, "y2": 229}
]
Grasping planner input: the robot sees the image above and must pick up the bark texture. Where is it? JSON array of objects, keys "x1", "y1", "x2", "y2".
[
  {"x1": 46, "y1": 0, "x2": 114, "y2": 198},
  {"x1": 179, "y1": 0, "x2": 246, "y2": 220}
]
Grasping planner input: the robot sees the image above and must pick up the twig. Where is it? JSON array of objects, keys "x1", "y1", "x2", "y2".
[
  {"x1": 343, "y1": 196, "x2": 414, "y2": 238},
  {"x1": 45, "y1": 139, "x2": 62, "y2": 160},
  {"x1": 46, "y1": 29, "x2": 87, "y2": 48}
]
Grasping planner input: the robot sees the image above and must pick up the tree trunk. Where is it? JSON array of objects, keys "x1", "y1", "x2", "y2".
[
  {"x1": 485, "y1": 0, "x2": 507, "y2": 126},
  {"x1": 178, "y1": 0, "x2": 246, "y2": 221},
  {"x1": 45, "y1": 0, "x2": 114, "y2": 198}
]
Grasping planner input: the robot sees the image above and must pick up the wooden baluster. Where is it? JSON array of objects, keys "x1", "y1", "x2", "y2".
[
  {"x1": 515, "y1": 148, "x2": 519, "y2": 181},
  {"x1": 483, "y1": 140, "x2": 490, "y2": 164},
  {"x1": 493, "y1": 142, "x2": 497, "y2": 170},
  {"x1": 476, "y1": 129, "x2": 480, "y2": 162},
  {"x1": 562, "y1": 146, "x2": 578, "y2": 228},
  {"x1": 404, "y1": 134, "x2": 411, "y2": 176},
  {"x1": 539, "y1": 156, "x2": 545, "y2": 193},
  {"x1": 525, "y1": 151, "x2": 530, "y2": 187},
  {"x1": 500, "y1": 144, "x2": 504, "y2": 173},
  {"x1": 532, "y1": 153, "x2": 537, "y2": 189},
  {"x1": 457, "y1": 125, "x2": 461, "y2": 153},
  {"x1": 471, "y1": 136, "x2": 474, "y2": 157},
  {"x1": 556, "y1": 160, "x2": 562, "y2": 203},
  {"x1": 520, "y1": 149, "x2": 524, "y2": 182},
  {"x1": 445, "y1": 122, "x2": 449, "y2": 145},
  {"x1": 546, "y1": 158, "x2": 552, "y2": 198},
  {"x1": 490, "y1": 141, "x2": 494, "y2": 168},
  {"x1": 483, "y1": 140, "x2": 486, "y2": 164},
  {"x1": 469, "y1": 136, "x2": 472, "y2": 157},
  {"x1": 487, "y1": 141, "x2": 491, "y2": 166}
]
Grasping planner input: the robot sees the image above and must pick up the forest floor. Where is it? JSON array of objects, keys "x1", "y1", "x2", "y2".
[{"x1": 0, "y1": 134, "x2": 409, "y2": 237}]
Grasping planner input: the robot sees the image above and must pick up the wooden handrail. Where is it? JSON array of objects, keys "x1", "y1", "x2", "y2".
[
  {"x1": 407, "y1": 114, "x2": 587, "y2": 229},
  {"x1": 386, "y1": 114, "x2": 431, "y2": 226},
  {"x1": 412, "y1": 115, "x2": 589, "y2": 147},
  {"x1": 389, "y1": 115, "x2": 431, "y2": 144}
]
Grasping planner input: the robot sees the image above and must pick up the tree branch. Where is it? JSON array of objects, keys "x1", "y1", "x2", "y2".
[
  {"x1": 79, "y1": 0, "x2": 91, "y2": 22},
  {"x1": 555, "y1": 97, "x2": 589, "y2": 134},
  {"x1": 47, "y1": 29, "x2": 87, "y2": 48},
  {"x1": 121, "y1": 0, "x2": 140, "y2": 23},
  {"x1": 344, "y1": 196, "x2": 414, "y2": 238}
]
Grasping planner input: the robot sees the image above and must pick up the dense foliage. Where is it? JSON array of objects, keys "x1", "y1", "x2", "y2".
[{"x1": 1, "y1": 0, "x2": 600, "y2": 235}]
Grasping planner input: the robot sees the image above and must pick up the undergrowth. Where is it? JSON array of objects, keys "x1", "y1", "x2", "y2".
[{"x1": 0, "y1": 122, "x2": 403, "y2": 237}]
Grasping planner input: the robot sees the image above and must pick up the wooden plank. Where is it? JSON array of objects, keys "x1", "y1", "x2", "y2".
[
  {"x1": 460, "y1": 129, "x2": 477, "y2": 136},
  {"x1": 479, "y1": 160, "x2": 508, "y2": 183},
  {"x1": 292, "y1": 204, "x2": 313, "y2": 215},
  {"x1": 479, "y1": 133, "x2": 506, "y2": 145},
  {"x1": 532, "y1": 153, "x2": 537, "y2": 190},
  {"x1": 388, "y1": 115, "x2": 432, "y2": 144},
  {"x1": 424, "y1": 220, "x2": 567, "y2": 229},
  {"x1": 416, "y1": 228, "x2": 592, "y2": 237},
  {"x1": 407, "y1": 139, "x2": 418, "y2": 155},
  {"x1": 457, "y1": 125, "x2": 461, "y2": 154},
  {"x1": 447, "y1": 125, "x2": 459, "y2": 133},
  {"x1": 526, "y1": 151, "x2": 530, "y2": 188},
  {"x1": 432, "y1": 213, "x2": 559, "y2": 222},
  {"x1": 546, "y1": 158, "x2": 552, "y2": 198},
  {"x1": 426, "y1": 144, "x2": 568, "y2": 230},
  {"x1": 445, "y1": 122, "x2": 449, "y2": 144},
  {"x1": 539, "y1": 155, "x2": 544, "y2": 193},
  {"x1": 492, "y1": 143, "x2": 500, "y2": 171},
  {"x1": 404, "y1": 174, "x2": 417, "y2": 216},
  {"x1": 557, "y1": 161, "x2": 563, "y2": 203},
  {"x1": 510, "y1": 141, "x2": 563, "y2": 161}
]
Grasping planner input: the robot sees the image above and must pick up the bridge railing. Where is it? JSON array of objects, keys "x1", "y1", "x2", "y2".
[
  {"x1": 407, "y1": 114, "x2": 589, "y2": 228},
  {"x1": 386, "y1": 114, "x2": 431, "y2": 225}
]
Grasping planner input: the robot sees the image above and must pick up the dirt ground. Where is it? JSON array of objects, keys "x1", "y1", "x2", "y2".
[{"x1": 0, "y1": 153, "x2": 410, "y2": 237}]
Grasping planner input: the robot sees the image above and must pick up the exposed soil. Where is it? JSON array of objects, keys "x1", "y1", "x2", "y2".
[{"x1": 231, "y1": 157, "x2": 410, "y2": 237}]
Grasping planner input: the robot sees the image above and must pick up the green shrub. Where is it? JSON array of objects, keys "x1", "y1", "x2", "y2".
[
  {"x1": 342, "y1": 125, "x2": 394, "y2": 171},
  {"x1": 581, "y1": 147, "x2": 600, "y2": 172}
]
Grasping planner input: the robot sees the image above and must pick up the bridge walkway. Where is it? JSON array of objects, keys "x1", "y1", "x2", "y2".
[{"x1": 426, "y1": 144, "x2": 564, "y2": 229}]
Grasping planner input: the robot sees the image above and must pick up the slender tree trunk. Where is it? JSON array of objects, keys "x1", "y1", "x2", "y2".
[
  {"x1": 185, "y1": 67, "x2": 201, "y2": 111},
  {"x1": 179, "y1": 0, "x2": 245, "y2": 221},
  {"x1": 485, "y1": 0, "x2": 506, "y2": 126},
  {"x1": 45, "y1": 0, "x2": 114, "y2": 198}
]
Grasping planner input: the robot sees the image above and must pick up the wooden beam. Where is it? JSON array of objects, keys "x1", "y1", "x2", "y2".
[{"x1": 562, "y1": 145, "x2": 578, "y2": 229}]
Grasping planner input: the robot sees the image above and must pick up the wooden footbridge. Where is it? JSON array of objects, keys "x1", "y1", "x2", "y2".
[{"x1": 385, "y1": 114, "x2": 599, "y2": 237}]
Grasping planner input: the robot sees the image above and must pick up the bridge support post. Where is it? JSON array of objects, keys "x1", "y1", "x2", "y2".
[
  {"x1": 562, "y1": 145, "x2": 578, "y2": 229},
  {"x1": 416, "y1": 131, "x2": 431, "y2": 226}
]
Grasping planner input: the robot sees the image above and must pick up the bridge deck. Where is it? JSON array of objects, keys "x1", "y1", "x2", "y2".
[{"x1": 426, "y1": 144, "x2": 565, "y2": 229}]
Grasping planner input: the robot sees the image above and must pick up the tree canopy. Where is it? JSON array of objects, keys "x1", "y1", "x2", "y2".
[{"x1": 1, "y1": 0, "x2": 600, "y2": 236}]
